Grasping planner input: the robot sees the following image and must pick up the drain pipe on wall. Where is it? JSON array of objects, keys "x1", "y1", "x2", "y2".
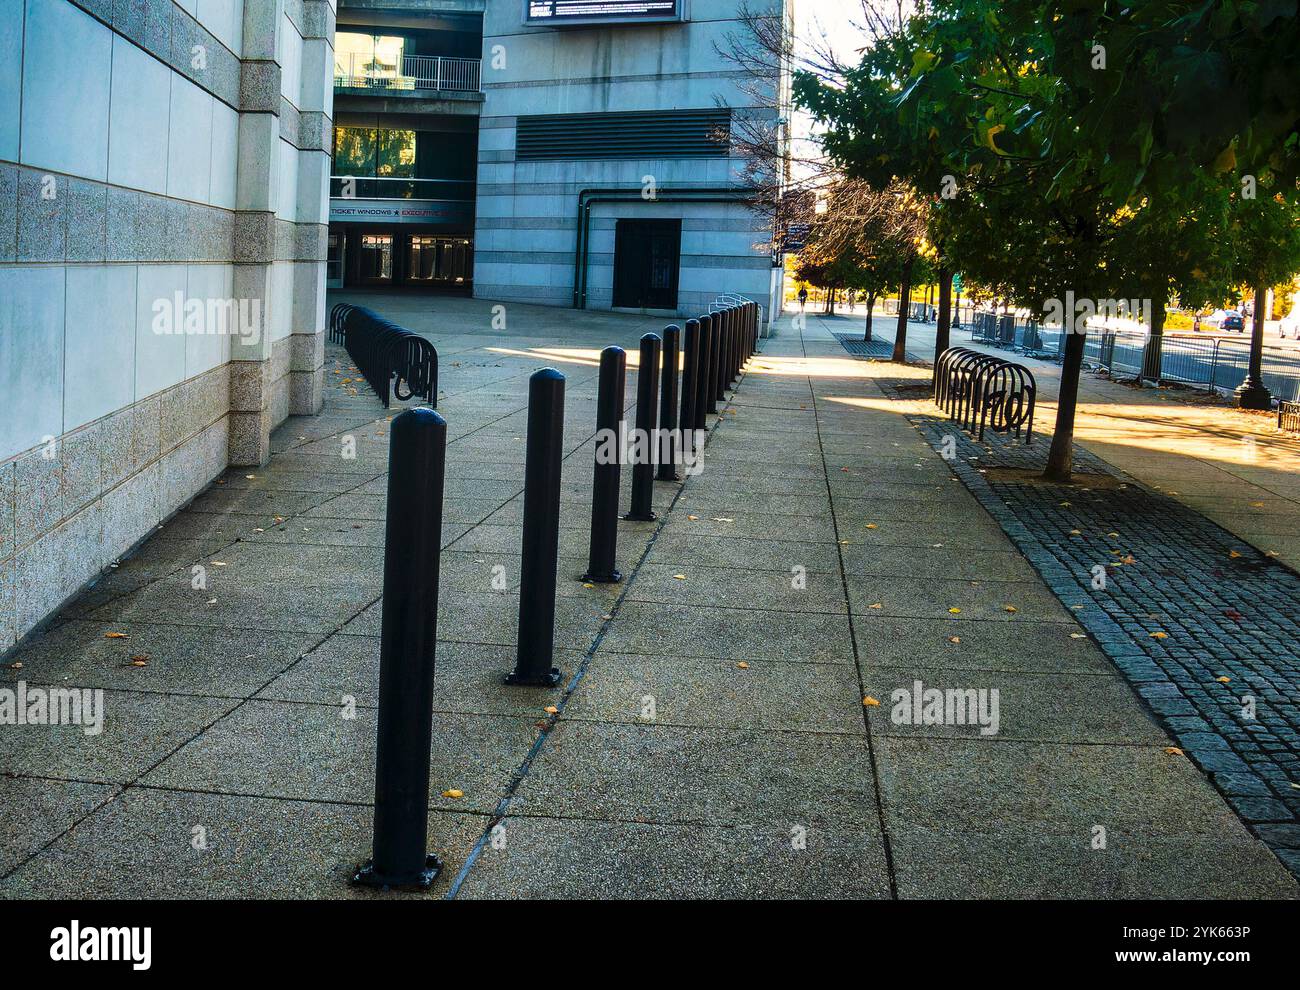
[{"x1": 571, "y1": 187, "x2": 759, "y2": 311}]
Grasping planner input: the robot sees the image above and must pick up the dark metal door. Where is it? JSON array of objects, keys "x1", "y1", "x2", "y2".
[{"x1": 613, "y1": 219, "x2": 681, "y2": 309}]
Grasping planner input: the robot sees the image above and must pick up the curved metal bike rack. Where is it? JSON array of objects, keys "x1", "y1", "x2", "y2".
[
  {"x1": 936, "y1": 346, "x2": 1036, "y2": 443},
  {"x1": 328, "y1": 303, "x2": 438, "y2": 408}
]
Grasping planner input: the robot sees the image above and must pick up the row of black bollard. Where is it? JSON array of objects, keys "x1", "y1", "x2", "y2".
[{"x1": 355, "y1": 301, "x2": 761, "y2": 890}]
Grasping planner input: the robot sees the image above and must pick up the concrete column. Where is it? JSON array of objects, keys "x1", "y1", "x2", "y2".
[
  {"x1": 228, "y1": 0, "x2": 285, "y2": 465},
  {"x1": 287, "y1": 6, "x2": 333, "y2": 417}
]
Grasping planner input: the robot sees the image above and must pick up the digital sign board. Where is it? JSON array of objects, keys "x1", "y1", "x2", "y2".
[{"x1": 526, "y1": 1, "x2": 683, "y2": 25}]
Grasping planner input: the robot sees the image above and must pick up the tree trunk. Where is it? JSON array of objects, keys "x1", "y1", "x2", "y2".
[
  {"x1": 1140, "y1": 301, "x2": 1166, "y2": 384},
  {"x1": 863, "y1": 292, "x2": 876, "y2": 341},
  {"x1": 1044, "y1": 328, "x2": 1087, "y2": 483},
  {"x1": 892, "y1": 256, "x2": 914, "y2": 362},
  {"x1": 1235, "y1": 281, "x2": 1273, "y2": 409},
  {"x1": 934, "y1": 265, "x2": 952, "y2": 362}
]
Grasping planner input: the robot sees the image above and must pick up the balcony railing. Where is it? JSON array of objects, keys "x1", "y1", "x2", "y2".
[
  {"x1": 329, "y1": 176, "x2": 476, "y2": 202},
  {"x1": 334, "y1": 54, "x2": 482, "y2": 93}
]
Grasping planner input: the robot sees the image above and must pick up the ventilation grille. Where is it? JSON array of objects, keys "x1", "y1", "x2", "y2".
[{"x1": 515, "y1": 110, "x2": 731, "y2": 161}]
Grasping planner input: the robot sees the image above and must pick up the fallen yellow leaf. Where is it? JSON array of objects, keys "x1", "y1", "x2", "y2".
[
  {"x1": 543, "y1": 705, "x2": 559, "y2": 714},
  {"x1": 1163, "y1": 747, "x2": 1183, "y2": 757},
  {"x1": 948, "y1": 607, "x2": 962, "y2": 614},
  {"x1": 1215, "y1": 676, "x2": 1231, "y2": 683},
  {"x1": 1003, "y1": 604, "x2": 1017, "y2": 613},
  {"x1": 1228, "y1": 550, "x2": 1242, "y2": 559},
  {"x1": 865, "y1": 523, "x2": 878, "y2": 530},
  {"x1": 442, "y1": 789, "x2": 464, "y2": 799},
  {"x1": 1149, "y1": 631, "x2": 1169, "y2": 640},
  {"x1": 862, "y1": 696, "x2": 881, "y2": 707},
  {"x1": 736, "y1": 661, "x2": 749, "y2": 670},
  {"x1": 869, "y1": 602, "x2": 883, "y2": 610},
  {"x1": 104, "y1": 632, "x2": 127, "y2": 639},
  {"x1": 948, "y1": 636, "x2": 961, "y2": 644},
  {"x1": 672, "y1": 574, "x2": 687, "y2": 581}
]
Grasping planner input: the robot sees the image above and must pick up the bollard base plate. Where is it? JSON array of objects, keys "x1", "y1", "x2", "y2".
[
  {"x1": 622, "y1": 511, "x2": 657, "y2": 522},
  {"x1": 580, "y1": 569, "x2": 622, "y2": 584},
  {"x1": 351, "y1": 853, "x2": 443, "y2": 892},
  {"x1": 504, "y1": 666, "x2": 563, "y2": 687}
]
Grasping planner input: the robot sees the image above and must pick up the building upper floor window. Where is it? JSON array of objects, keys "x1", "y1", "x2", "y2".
[
  {"x1": 332, "y1": 126, "x2": 478, "y2": 201},
  {"x1": 335, "y1": 32, "x2": 409, "y2": 84}
]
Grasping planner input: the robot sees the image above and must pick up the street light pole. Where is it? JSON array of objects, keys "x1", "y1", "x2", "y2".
[{"x1": 1235, "y1": 282, "x2": 1274, "y2": 410}]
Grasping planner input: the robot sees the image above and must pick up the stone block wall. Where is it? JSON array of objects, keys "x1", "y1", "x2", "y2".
[{"x1": 0, "y1": 0, "x2": 334, "y2": 651}]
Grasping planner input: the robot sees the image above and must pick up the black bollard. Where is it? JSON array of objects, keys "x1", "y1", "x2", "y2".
[
  {"x1": 742, "y1": 304, "x2": 751, "y2": 366},
  {"x1": 680, "y1": 319, "x2": 700, "y2": 455},
  {"x1": 583, "y1": 345, "x2": 626, "y2": 583},
  {"x1": 505, "y1": 368, "x2": 566, "y2": 687},
  {"x1": 657, "y1": 325, "x2": 681, "y2": 481},
  {"x1": 625, "y1": 333, "x2": 661, "y2": 520},
  {"x1": 727, "y1": 306, "x2": 739, "y2": 385},
  {"x1": 702, "y1": 313, "x2": 719, "y2": 416},
  {"x1": 353, "y1": 407, "x2": 447, "y2": 890},
  {"x1": 719, "y1": 307, "x2": 732, "y2": 392},
  {"x1": 714, "y1": 307, "x2": 729, "y2": 403}
]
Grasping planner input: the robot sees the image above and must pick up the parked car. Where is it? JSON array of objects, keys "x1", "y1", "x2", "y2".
[{"x1": 1220, "y1": 311, "x2": 1246, "y2": 333}]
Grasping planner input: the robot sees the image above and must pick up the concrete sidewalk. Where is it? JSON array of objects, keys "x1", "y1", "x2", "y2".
[
  {"x1": 835, "y1": 307, "x2": 1300, "y2": 569},
  {"x1": 0, "y1": 295, "x2": 1294, "y2": 898}
]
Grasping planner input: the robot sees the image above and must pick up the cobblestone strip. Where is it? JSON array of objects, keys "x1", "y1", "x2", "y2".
[{"x1": 877, "y1": 381, "x2": 1300, "y2": 878}]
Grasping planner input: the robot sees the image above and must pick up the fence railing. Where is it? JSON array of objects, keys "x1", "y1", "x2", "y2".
[
  {"x1": 328, "y1": 175, "x2": 476, "y2": 202},
  {"x1": 964, "y1": 316, "x2": 1300, "y2": 404},
  {"x1": 334, "y1": 53, "x2": 482, "y2": 93}
]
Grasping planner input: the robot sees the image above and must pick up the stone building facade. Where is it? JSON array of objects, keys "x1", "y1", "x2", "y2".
[{"x1": 0, "y1": 0, "x2": 333, "y2": 650}]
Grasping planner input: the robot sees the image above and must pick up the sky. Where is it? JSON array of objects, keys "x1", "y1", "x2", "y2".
[{"x1": 788, "y1": 0, "x2": 870, "y2": 164}]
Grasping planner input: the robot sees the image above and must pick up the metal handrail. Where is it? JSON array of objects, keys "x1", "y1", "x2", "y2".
[
  {"x1": 333, "y1": 53, "x2": 482, "y2": 93},
  {"x1": 328, "y1": 175, "x2": 475, "y2": 202}
]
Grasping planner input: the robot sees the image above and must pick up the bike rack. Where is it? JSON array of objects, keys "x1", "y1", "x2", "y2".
[
  {"x1": 936, "y1": 347, "x2": 1036, "y2": 443},
  {"x1": 328, "y1": 303, "x2": 438, "y2": 408}
]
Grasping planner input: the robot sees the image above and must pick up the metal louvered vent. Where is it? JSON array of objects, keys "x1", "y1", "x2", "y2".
[{"x1": 515, "y1": 109, "x2": 732, "y2": 161}]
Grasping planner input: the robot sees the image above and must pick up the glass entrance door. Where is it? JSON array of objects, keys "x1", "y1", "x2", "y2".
[
  {"x1": 326, "y1": 233, "x2": 345, "y2": 288},
  {"x1": 404, "y1": 236, "x2": 473, "y2": 286},
  {"x1": 359, "y1": 233, "x2": 394, "y2": 283}
]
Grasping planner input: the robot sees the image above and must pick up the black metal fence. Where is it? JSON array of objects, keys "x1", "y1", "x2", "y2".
[
  {"x1": 329, "y1": 303, "x2": 438, "y2": 408},
  {"x1": 963, "y1": 313, "x2": 1300, "y2": 403},
  {"x1": 1280, "y1": 400, "x2": 1300, "y2": 435}
]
